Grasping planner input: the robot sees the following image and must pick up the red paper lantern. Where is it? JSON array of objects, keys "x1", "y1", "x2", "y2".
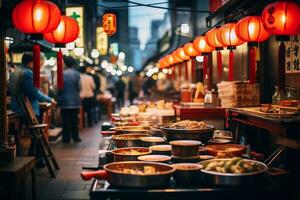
[
  {"x1": 205, "y1": 27, "x2": 224, "y2": 82},
  {"x1": 183, "y1": 43, "x2": 199, "y2": 57},
  {"x1": 217, "y1": 23, "x2": 244, "y2": 48},
  {"x1": 261, "y1": 1, "x2": 300, "y2": 35},
  {"x1": 103, "y1": 13, "x2": 117, "y2": 36},
  {"x1": 205, "y1": 27, "x2": 223, "y2": 49},
  {"x1": 44, "y1": 16, "x2": 79, "y2": 45},
  {"x1": 12, "y1": 0, "x2": 61, "y2": 34},
  {"x1": 236, "y1": 16, "x2": 270, "y2": 42},
  {"x1": 166, "y1": 54, "x2": 174, "y2": 66},
  {"x1": 175, "y1": 48, "x2": 190, "y2": 61},
  {"x1": 172, "y1": 51, "x2": 182, "y2": 64},
  {"x1": 193, "y1": 35, "x2": 214, "y2": 53},
  {"x1": 44, "y1": 16, "x2": 79, "y2": 89}
]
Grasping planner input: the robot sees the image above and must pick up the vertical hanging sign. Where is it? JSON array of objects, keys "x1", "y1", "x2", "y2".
[
  {"x1": 66, "y1": 6, "x2": 84, "y2": 48},
  {"x1": 96, "y1": 27, "x2": 108, "y2": 56},
  {"x1": 286, "y1": 34, "x2": 300, "y2": 74}
]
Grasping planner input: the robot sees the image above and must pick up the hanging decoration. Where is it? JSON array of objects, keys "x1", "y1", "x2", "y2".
[
  {"x1": 205, "y1": 27, "x2": 224, "y2": 82},
  {"x1": 166, "y1": 54, "x2": 175, "y2": 66},
  {"x1": 217, "y1": 23, "x2": 244, "y2": 81},
  {"x1": 262, "y1": 1, "x2": 300, "y2": 92},
  {"x1": 236, "y1": 16, "x2": 270, "y2": 84},
  {"x1": 193, "y1": 35, "x2": 214, "y2": 84},
  {"x1": 103, "y1": 13, "x2": 117, "y2": 36},
  {"x1": 175, "y1": 47, "x2": 190, "y2": 61},
  {"x1": 172, "y1": 51, "x2": 182, "y2": 64},
  {"x1": 183, "y1": 42, "x2": 199, "y2": 57},
  {"x1": 12, "y1": 0, "x2": 61, "y2": 88},
  {"x1": 44, "y1": 16, "x2": 80, "y2": 89}
]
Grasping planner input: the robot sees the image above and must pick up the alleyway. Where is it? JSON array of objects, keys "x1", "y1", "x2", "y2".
[{"x1": 27, "y1": 122, "x2": 104, "y2": 200}]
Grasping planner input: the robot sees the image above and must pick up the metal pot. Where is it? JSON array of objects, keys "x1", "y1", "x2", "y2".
[
  {"x1": 140, "y1": 136, "x2": 166, "y2": 147},
  {"x1": 170, "y1": 140, "x2": 201, "y2": 157},
  {"x1": 161, "y1": 125, "x2": 215, "y2": 143},
  {"x1": 149, "y1": 145, "x2": 172, "y2": 156},
  {"x1": 111, "y1": 147, "x2": 152, "y2": 162},
  {"x1": 112, "y1": 133, "x2": 149, "y2": 148},
  {"x1": 138, "y1": 155, "x2": 171, "y2": 163},
  {"x1": 114, "y1": 126, "x2": 151, "y2": 135},
  {"x1": 198, "y1": 158, "x2": 268, "y2": 186},
  {"x1": 172, "y1": 163, "x2": 202, "y2": 185},
  {"x1": 81, "y1": 161, "x2": 175, "y2": 188}
]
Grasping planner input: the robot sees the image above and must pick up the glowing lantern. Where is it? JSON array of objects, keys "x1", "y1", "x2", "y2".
[
  {"x1": 193, "y1": 35, "x2": 214, "y2": 53},
  {"x1": 217, "y1": 23, "x2": 245, "y2": 81},
  {"x1": 166, "y1": 55, "x2": 174, "y2": 66},
  {"x1": 261, "y1": 1, "x2": 300, "y2": 36},
  {"x1": 12, "y1": 0, "x2": 61, "y2": 88},
  {"x1": 172, "y1": 51, "x2": 183, "y2": 63},
  {"x1": 44, "y1": 16, "x2": 79, "y2": 89},
  {"x1": 175, "y1": 48, "x2": 190, "y2": 61},
  {"x1": 183, "y1": 43, "x2": 199, "y2": 57},
  {"x1": 205, "y1": 27, "x2": 224, "y2": 82},
  {"x1": 103, "y1": 13, "x2": 117, "y2": 36},
  {"x1": 236, "y1": 16, "x2": 270, "y2": 84}
]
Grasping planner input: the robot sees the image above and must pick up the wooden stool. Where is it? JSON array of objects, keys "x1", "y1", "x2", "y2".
[{"x1": 0, "y1": 157, "x2": 36, "y2": 200}]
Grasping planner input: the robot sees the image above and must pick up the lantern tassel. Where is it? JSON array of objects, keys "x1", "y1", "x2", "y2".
[
  {"x1": 217, "y1": 51, "x2": 223, "y2": 82},
  {"x1": 249, "y1": 47, "x2": 256, "y2": 84},
  {"x1": 203, "y1": 55, "x2": 208, "y2": 83},
  {"x1": 191, "y1": 58, "x2": 196, "y2": 83},
  {"x1": 57, "y1": 49, "x2": 64, "y2": 89},
  {"x1": 229, "y1": 50, "x2": 234, "y2": 81},
  {"x1": 185, "y1": 61, "x2": 189, "y2": 80},
  {"x1": 278, "y1": 41, "x2": 286, "y2": 93},
  {"x1": 33, "y1": 44, "x2": 40, "y2": 88}
]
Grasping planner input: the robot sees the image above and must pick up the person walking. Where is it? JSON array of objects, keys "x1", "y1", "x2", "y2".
[
  {"x1": 56, "y1": 56, "x2": 81, "y2": 143},
  {"x1": 128, "y1": 71, "x2": 142, "y2": 105},
  {"x1": 115, "y1": 76, "x2": 126, "y2": 109},
  {"x1": 9, "y1": 52, "x2": 56, "y2": 166},
  {"x1": 79, "y1": 66, "x2": 95, "y2": 127}
]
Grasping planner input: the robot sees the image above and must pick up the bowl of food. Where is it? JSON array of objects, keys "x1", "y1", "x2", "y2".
[
  {"x1": 138, "y1": 155, "x2": 171, "y2": 163},
  {"x1": 112, "y1": 147, "x2": 152, "y2": 162},
  {"x1": 198, "y1": 158, "x2": 268, "y2": 185},
  {"x1": 172, "y1": 163, "x2": 202, "y2": 185},
  {"x1": 112, "y1": 133, "x2": 150, "y2": 148},
  {"x1": 149, "y1": 145, "x2": 172, "y2": 155},
  {"x1": 170, "y1": 140, "x2": 201, "y2": 157},
  {"x1": 171, "y1": 155, "x2": 200, "y2": 163},
  {"x1": 161, "y1": 120, "x2": 215, "y2": 143},
  {"x1": 140, "y1": 136, "x2": 166, "y2": 147},
  {"x1": 205, "y1": 144, "x2": 247, "y2": 158}
]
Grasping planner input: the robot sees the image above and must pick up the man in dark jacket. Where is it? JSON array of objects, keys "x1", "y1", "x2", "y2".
[{"x1": 56, "y1": 56, "x2": 81, "y2": 143}]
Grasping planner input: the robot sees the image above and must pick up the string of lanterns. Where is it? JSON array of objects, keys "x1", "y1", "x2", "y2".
[
  {"x1": 11, "y1": 0, "x2": 117, "y2": 89},
  {"x1": 157, "y1": 1, "x2": 300, "y2": 85}
]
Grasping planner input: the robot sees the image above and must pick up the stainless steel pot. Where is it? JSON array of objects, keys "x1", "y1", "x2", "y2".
[
  {"x1": 172, "y1": 163, "x2": 202, "y2": 185},
  {"x1": 112, "y1": 133, "x2": 149, "y2": 148},
  {"x1": 113, "y1": 126, "x2": 151, "y2": 135},
  {"x1": 161, "y1": 125, "x2": 215, "y2": 143},
  {"x1": 198, "y1": 158, "x2": 268, "y2": 186},
  {"x1": 112, "y1": 147, "x2": 152, "y2": 162},
  {"x1": 81, "y1": 161, "x2": 175, "y2": 188}
]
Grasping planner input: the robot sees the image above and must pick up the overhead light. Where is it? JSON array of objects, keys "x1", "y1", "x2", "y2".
[
  {"x1": 128, "y1": 66, "x2": 134, "y2": 72},
  {"x1": 162, "y1": 68, "x2": 168, "y2": 74},
  {"x1": 101, "y1": 60, "x2": 109, "y2": 69},
  {"x1": 111, "y1": 69, "x2": 117, "y2": 76},
  {"x1": 74, "y1": 48, "x2": 84, "y2": 56},
  {"x1": 91, "y1": 49, "x2": 100, "y2": 58},
  {"x1": 158, "y1": 72, "x2": 166, "y2": 80},
  {"x1": 118, "y1": 52, "x2": 125, "y2": 59},
  {"x1": 106, "y1": 64, "x2": 113, "y2": 72},
  {"x1": 120, "y1": 65, "x2": 127, "y2": 71},
  {"x1": 168, "y1": 69, "x2": 173, "y2": 74},
  {"x1": 196, "y1": 55, "x2": 204, "y2": 62},
  {"x1": 180, "y1": 24, "x2": 190, "y2": 34},
  {"x1": 153, "y1": 67, "x2": 159, "y2": 73},
  {"x1": 116, "y1": 70, "x2": 122, "y2": 76}
]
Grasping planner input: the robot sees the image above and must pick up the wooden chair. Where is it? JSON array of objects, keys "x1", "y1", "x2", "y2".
[{"x1": 16, "y1": 96, "x2": 59, "y2": 178}]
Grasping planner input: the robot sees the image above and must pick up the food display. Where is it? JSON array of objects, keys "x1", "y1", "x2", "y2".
[
  {"x1": 169, "y1": 120, "x2": 206, "y2": 130},
  {"x1": 201, "y1": 157, "x2": 266, "y2": 174},
  {"x1": 112, "y1": 133, "x2": 149, "y2": 148},
  {"x1": 137, "y1": 155, "x2": 171, "y2": 163},
  {"x1": 205, "y1": 144, "x2": 246, "y2": 158},
  {"x1": 149, "y1": 145, "x2": 172, "y2": 155},
  {"x1": 121, "y1": 166, "x2": 157, "y2": 175},
  {"x1": 170, "y1": 140, "x2": 201, "y2": 157},
  {"x1": 114, "y1": 148, "x2": 150, "y2": 155},
  {"x1": 113, "y1": 134, "x2": 149, "y2": 141}
]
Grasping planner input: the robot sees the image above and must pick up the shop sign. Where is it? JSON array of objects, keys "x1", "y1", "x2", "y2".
[
  {"x1": 96, "y1": 27, "x2": 108, "y2": 56},
  {"x1": 12, "y1": 53, "x2": 23, "y2": 64},
  {"x1": 66, "y1": 6, "x2": 84, "y2": 48},
  {"x1": 286, "y1": 34, "x2": 300, "y2": 74}
]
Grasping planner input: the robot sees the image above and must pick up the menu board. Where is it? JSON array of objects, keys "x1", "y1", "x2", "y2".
[{"x1": 286, "y1": 34, "x2": 300, "y2": 74}]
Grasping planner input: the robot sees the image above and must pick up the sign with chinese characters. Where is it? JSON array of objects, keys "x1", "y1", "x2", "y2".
[
  {"x1": 66, "y1": 6, "x2": 84, "y2": 48},
  {"x1": 286, "y1": 34, "x2": 300, "y2": 74},
  {"x1": 96, "y1": 27, "x2": 108, "y2": 56}
]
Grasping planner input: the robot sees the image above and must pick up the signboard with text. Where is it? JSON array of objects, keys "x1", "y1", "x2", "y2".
[
  {"x1": 286, "y1": 34, "x2": 300, "y2": 74},
  {"x1": 96, "y1": 27, "x2": 108, "y2": 56}
]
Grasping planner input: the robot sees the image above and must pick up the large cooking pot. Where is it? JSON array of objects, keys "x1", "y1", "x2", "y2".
[
  {"x1": 81, "y1": 161, "x2": 175, "y2": 188},
  {"x1": 114, "y1": 126, "x2": 151, "y2": 135},
  {"x1": 161, "y1": 125, "x2": 215, "y2": 143},
  {"x1": 112, "y1": 133, "x2": 149, "y2": 148},
  {"x1": 111, "y1": 147, "x2": 152, "y2": 162},
  {"x1": 198, "y1": 158, "x2": 268, "y2": 186}
]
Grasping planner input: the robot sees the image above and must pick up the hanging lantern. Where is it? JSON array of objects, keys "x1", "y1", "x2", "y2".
[
  {"x1": 162, "y1": 57, "x2": 169, "y2": 68},
  {"x1": 12, "y1": 0, "x2": 61, "y2": 88},
  {"x1": 175, "y1": 47, "x2": 190, "y2": 61},
  {"x1": 205, "y1": 27, "x2": 224, "y2": 82},
  {"x1": 261, "y1": 1, "x2": 300, "y2": 36},
  {"x1": 236, "y1": 16, "x2": 270, "y2": 84},
  {"x1": 217, "y1": 23, "x2": 245, "y2": 81},
  {"x1": 103, "y1": 13, "x2": 117, "y2": 36},
  {"x1": 44, "y1": 16, "x2": 80, "y2": 89},
  {"x1": 172, "y1": 51, "x2": 182, "y2": 64},
  {"x1": 166, "y1": 54, "x2": 174, "y2": 66},
  {"x1": 193, "y1": 35, "x2": 214, "y2": 53},
  {"x1": 183, "y1": 42, "x2": 199, "y2": 57}
]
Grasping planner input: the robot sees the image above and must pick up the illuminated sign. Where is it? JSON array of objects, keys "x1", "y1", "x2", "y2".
[
  {"x1": 96, "y1": 27, "x2": 108, "y2": 56},
  {"x1": 66, "y1": 6, "x2": 84, "y2": 48}
]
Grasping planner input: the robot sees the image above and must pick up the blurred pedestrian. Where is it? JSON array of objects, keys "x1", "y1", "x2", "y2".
[
  {"x1": 86, "y1": 64, "x2": 100, "y2": 123},
  {"x1": 128, "y1": 71, "x2": 142, "y2": 105},
  {"x1": 79, "y1": 66, "x2": 95, "y2": 127},
  {"x1": 56, "y1": 56, "x2": 81, "y2": 143},
  {"x1": 116, "y1": 76, "x2": 126, "y2": 109}
]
